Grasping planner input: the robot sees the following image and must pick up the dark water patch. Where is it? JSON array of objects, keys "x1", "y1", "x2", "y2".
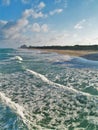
[
  {"x1": 53, "y1": 57, "x2": 98, "y2": 69},
  {"x1": 0, "y1": 48, "x2": 15, "y2": 53},
  {"x1": 81, "y1": 53, "x2": 98, "y2": 61},
  {"x1": 0, "y1": 48, "x2": 16, "y2": 61}
]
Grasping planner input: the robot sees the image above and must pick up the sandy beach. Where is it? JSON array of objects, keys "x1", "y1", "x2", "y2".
[{"x1": 39, "y1": 49, "x2": 98, "y2": 56}]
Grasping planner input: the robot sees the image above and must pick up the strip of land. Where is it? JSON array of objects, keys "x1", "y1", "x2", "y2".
[
  {"x1": 33, "y1": 49, "x2": 98, "y2": 61},
  {"x1": 39, "y1": 49, "x2": 98, "y2": 57},
  {"x1": 20, "y1": 45, "x2": 98, "y2": 60}
]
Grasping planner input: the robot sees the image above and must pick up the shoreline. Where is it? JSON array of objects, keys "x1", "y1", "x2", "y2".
[
  {"x1": 21, "y1": 48, "x2": 98, "y2": 61},
  {"x1": 32, "y1": 49, "x2": 98, "y2": 61},
  {"x1": 38, "y1": 49, "x2": 98, "y2": 55},
  {"x1": 39, "y1": 49, "x2": 97, "y2": 56}
]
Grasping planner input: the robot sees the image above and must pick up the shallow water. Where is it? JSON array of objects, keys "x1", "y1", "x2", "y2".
[{"x1": 0, "y1": 48, "x2": 98, "y2": 130}]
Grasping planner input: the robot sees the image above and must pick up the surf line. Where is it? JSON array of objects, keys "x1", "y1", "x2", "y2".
[
  {"x1": 0, "y1": 91, "x2": 33, "y2": 129},
  {"x1": 26, "y1": 69, "x2": 94, "y2": 97},
  {"x1": 7, "y1": 56, "x2": 23, "y2": 63}
]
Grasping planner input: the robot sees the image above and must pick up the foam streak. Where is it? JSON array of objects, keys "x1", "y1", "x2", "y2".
[
  {"x1": 0, "y1": 92, "x2": 29, "y2": 128},
  {"x1": 26, "y1": 69, "x2": 92, "y2": 97}
]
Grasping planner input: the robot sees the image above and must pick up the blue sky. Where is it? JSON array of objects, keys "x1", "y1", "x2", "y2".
[{"x1": 0, "y1": 0, "x2": 98, "y2": 48}]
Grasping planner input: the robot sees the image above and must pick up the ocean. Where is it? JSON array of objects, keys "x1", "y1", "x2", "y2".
[{"x1": 0, "y1": 48, "x2": 98, "y2": 130}]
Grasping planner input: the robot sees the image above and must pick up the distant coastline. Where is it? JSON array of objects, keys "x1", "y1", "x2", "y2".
[
  {"x1": 20, "y1": 44, "x2": 98, "y2": 60},
  {"x1": 20, "y1": 44, "x2": 98, "y2": 51}
]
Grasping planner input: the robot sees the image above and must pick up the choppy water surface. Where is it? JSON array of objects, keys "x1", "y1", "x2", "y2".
[{"x1": 0, "y1": 48, "x2": 98, "y2": 130}]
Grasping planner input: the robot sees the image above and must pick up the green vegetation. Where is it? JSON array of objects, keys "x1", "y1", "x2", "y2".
[{"x1": 20, "y1": 44, "x2": 98, "y2": 50}]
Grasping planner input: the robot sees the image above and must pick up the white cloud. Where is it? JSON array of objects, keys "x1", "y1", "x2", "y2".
[
  {"x1": 32, "y1": 23, "x2": 41, "y2": 32},
  {"x1": 0, "y1": 20, "x2": 8, "y2": 24},
  {"x1": 32, "y1": 23, "x2": 49, "y2": 33},
  {"x1": 2, "y1": 0, "x2": 10, "y2": 6},
  {"x1": 38, "y1": 2, "x2": 46, "y2": 10},
  {"x1": 74, "y1": 19, "x2": 86, "y2": 29},
  {"x1": 0, "y1": 2, "x2": 48, "y2": 47},
  {"x1": 73, "y1": 34, "x2": 78, "y2": 38},
  {"x1": 10, "y1": 18, "x2": 28, "y2": 33},
  {"x1": 1, "y1": 17, "x2": 97, "y2": 47},
  {"x1": 33, "y1": 11, "x2": 44, "y2": 18},
  {"x1": 0, "y1": 18, "x2": 31, "y2": 48},
  {"x1": 0, "y1": 20, "x2": 8, "y2": 28},
  {"x1": 23, "y1": 9, "x2": 33, "y2": 18},
  {"x1": 1, "y1": 16, "x2": 29, "y2": 41},
  {"x1": 49, "y1": 8, "x2": 63, "y2": 15},
  {"x1": 23, "y1": 9, "x2": 46, "y2": 19},
  {"x1": 37, "y1": 30, "x2": 70, "y2": 46},
  {"x1": 17, "y1": 18, "x2": 29, "y2": 27},
  {"x1": 41, "y1": 24, "x2": 48, "y2": 32}
]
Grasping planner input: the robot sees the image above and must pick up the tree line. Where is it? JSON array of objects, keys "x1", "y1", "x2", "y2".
[{"x1": 20, "y1": 44, "x2": 98, "y2": 50}]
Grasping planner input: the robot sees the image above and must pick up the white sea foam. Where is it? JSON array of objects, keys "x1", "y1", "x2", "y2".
[
  {"x1": 9, "y1": 56, "x2": 23, "y2": 63},
  {"x1": 26, "y1": 69, "x2": 51, "y2": 83},
  {"x1": 15, "y1": 56, "x2": 23, "y2": 61},
  {"x1": 10, "y1": 56, "x2": 23, "y2": 61},
  {"x1": 45, "y1": 53, "x2": 73, "y2": 63},
  {"x1": 0, "y1": 91, "x2": 25, "y2": 119},
  {"x1": 87, "y1": 116, "x2": 98, "y2": 125},
  {"x1": 26, "y1": 69, "x2": 92, "y2": 97},
  {"x1": 0, "y1": 91, "x2": 31, "y2": 129}
]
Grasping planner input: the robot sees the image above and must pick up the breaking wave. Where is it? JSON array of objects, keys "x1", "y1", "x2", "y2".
[
  {"x1": 26, "y1": 69, "x2": 95, "y2": 97},
  {"x1": 0, "y1": 91, "x2": 33, "y2": 130}
]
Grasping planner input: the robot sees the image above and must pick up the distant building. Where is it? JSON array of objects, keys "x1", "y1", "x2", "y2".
[{"x1": 20, "y1": 44, "x2": 28, "y2": 48}]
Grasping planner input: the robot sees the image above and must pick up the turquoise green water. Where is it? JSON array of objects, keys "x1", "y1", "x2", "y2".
[{"x1": 0, "y1": 48, "x2": 98, "y2": 130}]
